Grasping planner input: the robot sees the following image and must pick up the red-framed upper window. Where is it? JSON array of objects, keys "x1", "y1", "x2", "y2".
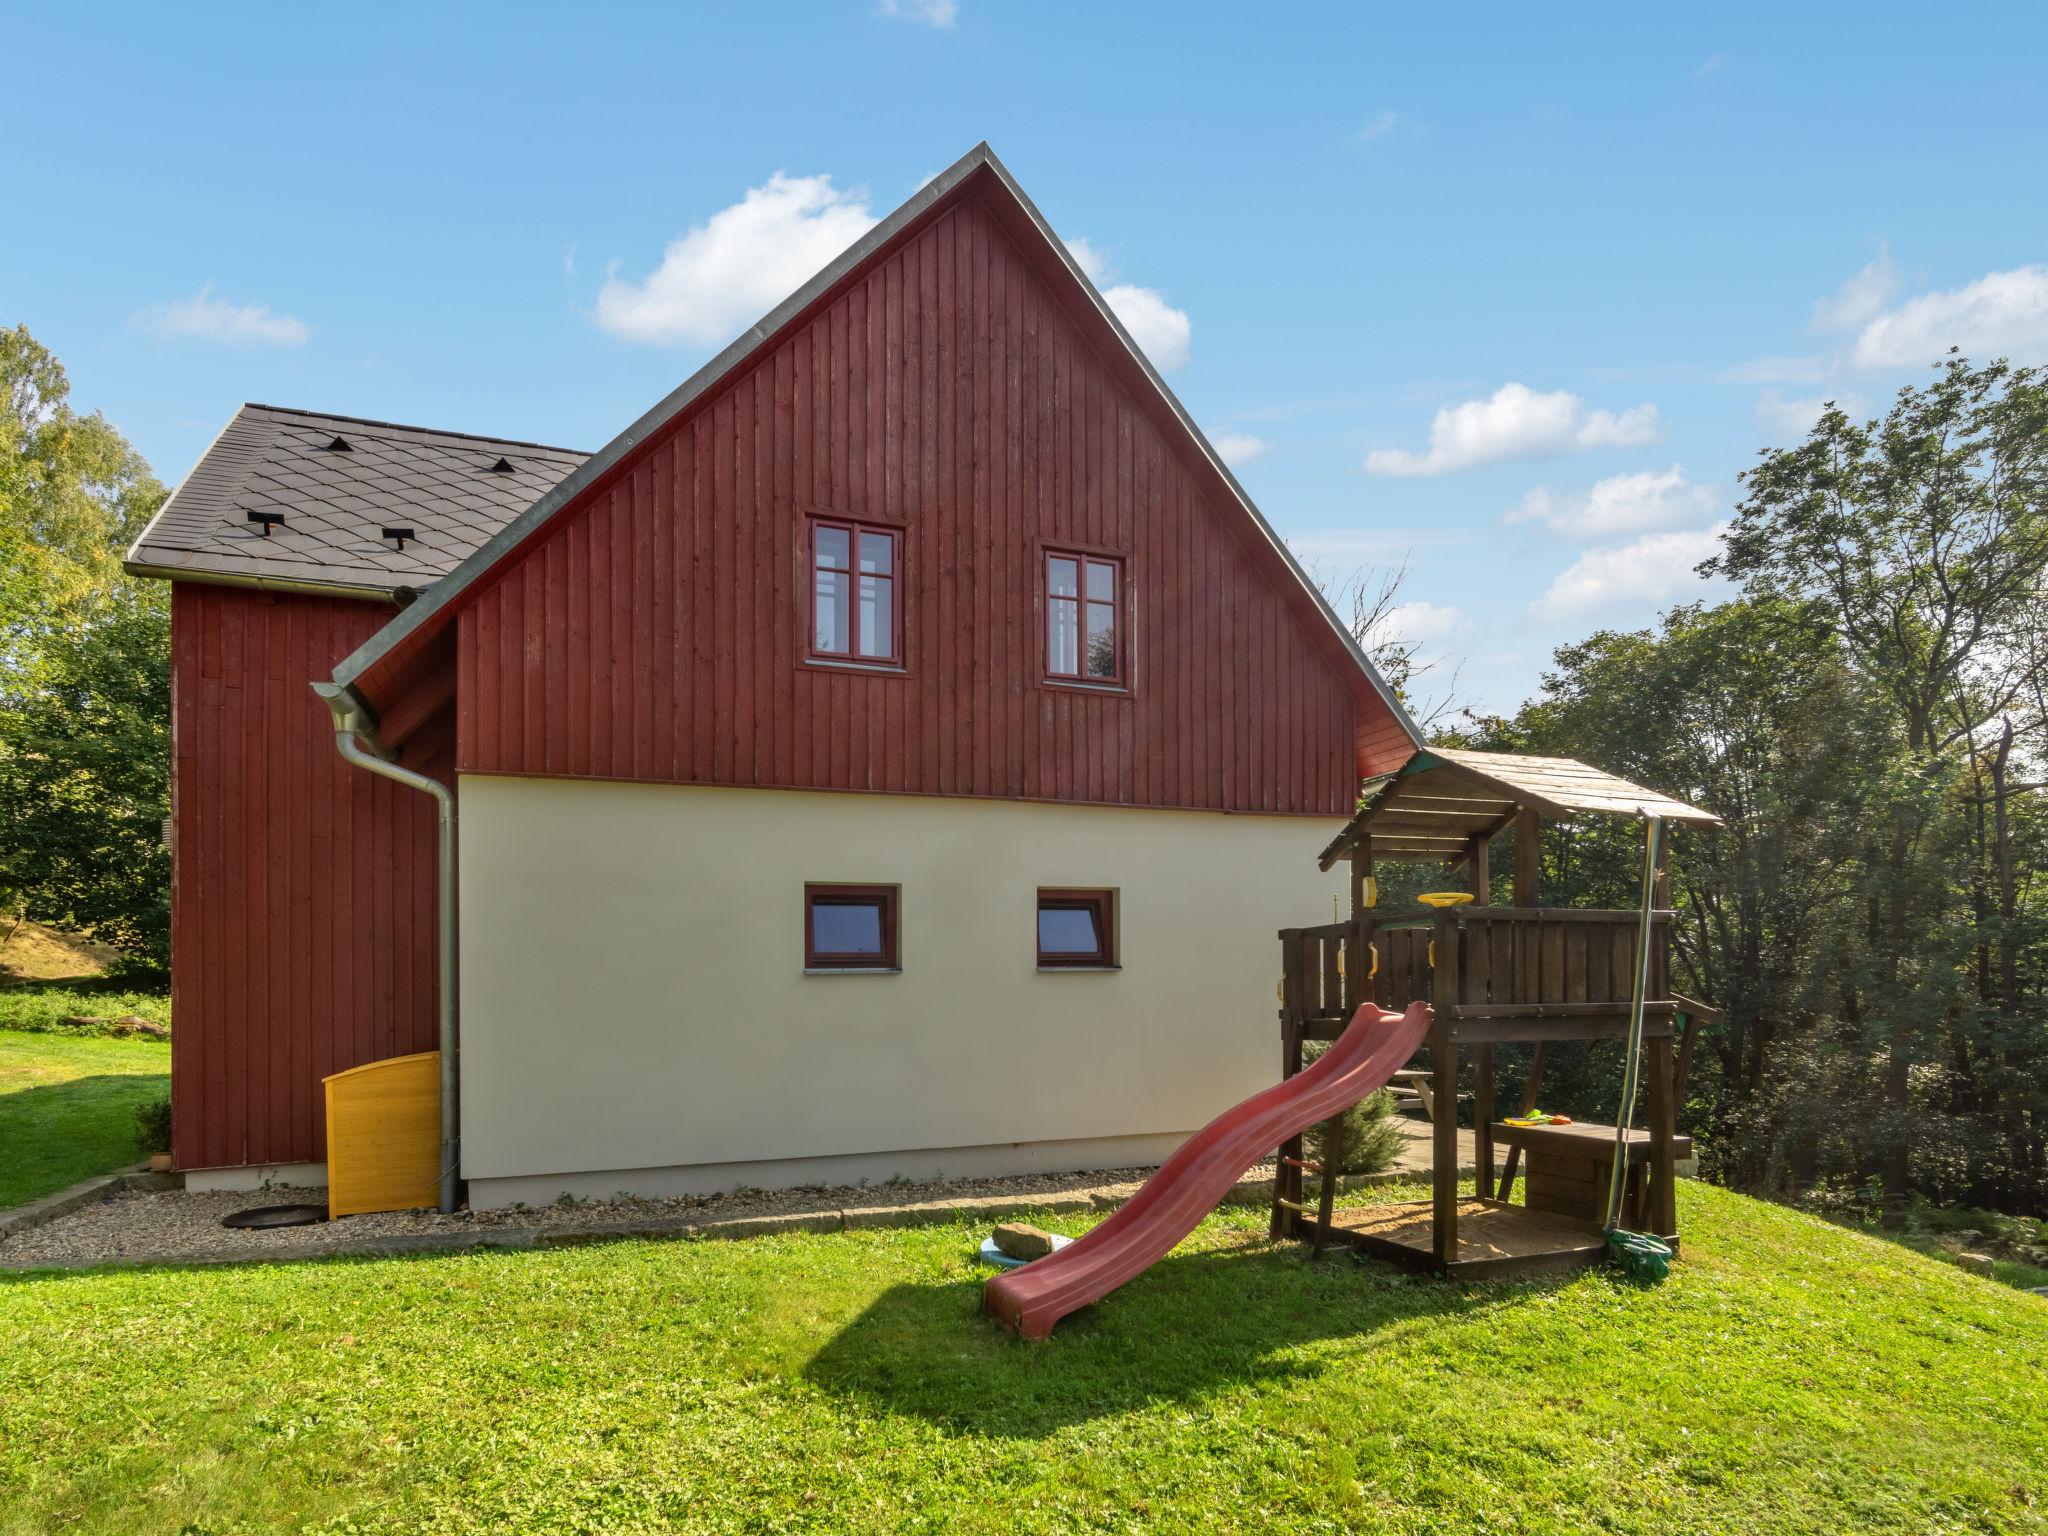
[
  {"x1": 1045, "y1": 551, "x2": 1123, "y2": 685},
  {"x1": 810, "y1": 518, "x2": 901, "y2": 666}
]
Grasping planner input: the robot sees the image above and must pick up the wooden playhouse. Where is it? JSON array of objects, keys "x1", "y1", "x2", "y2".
[{"x1": 1272, "y1": 748, "x2": 1721, "y2": 1279}]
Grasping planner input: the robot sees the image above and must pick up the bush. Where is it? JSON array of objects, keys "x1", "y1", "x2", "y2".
[
  {"x1": 0, "y1": 979, "x2": 170, "y2": 1037},
  {"x1": 134, "y1": 1095, "x2": 172, "y2": 1156},
  {"x1": 1305, "y1": 1087, "x2": 1404, "y2": 1177}
]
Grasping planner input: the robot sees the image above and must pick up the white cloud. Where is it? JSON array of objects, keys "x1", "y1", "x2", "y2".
[
  {"x1": 1850, "y1": 264, "x2": 2048, "y2": 369},
  {"x1": 1368, "y1": 600, "x2": 1470, "y2": 649},
  {"x1": 1755, "y1": 389, "x2": 1862, "y2": 439},
  {"x1": 1210, "y1": 429, "x2": 1268, "y2": 466},
  {"x1": 1358, "y1": 110, "x2": 1400, "y2": 143},
  {"x1": 562, "y1": 242, "x2": 577, "y2": 276},
  {"x1": 1101, "y1": 284, "x2": 1192, "y2": 370},
  {"x1": 1287, "y1": 527, "x2": 1478, "y2": 564},
  {"x1": 1506, "y1": 465, "x2": 1716, "y2": 539},
  {"x1": 877, "y1": 0, "x2": 956, "y2": 25},
  {"x1": 595, "y1": 172, "x2": 879, "y2": 347},
  {"x1": 1812, "y1": 245, "x2": 1901, "y2": 332},
  {"x1": 1696, "y1": 52, "x2": 1729, "y2": 77},
  {"x1": 1533, "y1": 525, "x2": 1729, "y2": 619},
  {"x1": 1064, "y1": 236, "x2": 1113, "y2": 285},
  {"x1": 137, "y1": 286, "x2": 308, "y2": 347},
  {"x1": 1063, "y1": 234, "x2": 1192, "y2": 370},
  {"x1": 1365, "y1": 383, "x2": 1662, "y2": 477}
]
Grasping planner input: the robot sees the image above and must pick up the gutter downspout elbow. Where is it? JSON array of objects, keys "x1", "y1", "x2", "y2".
[{"x1": 313, "y1": 681, "x2": 460, "y2": 1214}]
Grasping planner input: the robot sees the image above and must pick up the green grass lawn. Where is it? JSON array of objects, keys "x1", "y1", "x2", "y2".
[
  {"x1": 0, "y1": 1032, "x2": 169, "y2": 1208},
  {"x1": 3, "y1": 1182, "x2": 2044, "y2": 1535}
]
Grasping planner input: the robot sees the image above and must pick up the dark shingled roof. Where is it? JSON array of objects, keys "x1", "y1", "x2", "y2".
[{"x1": 124, "y1": 404, "x2": 589, "y2": 598}]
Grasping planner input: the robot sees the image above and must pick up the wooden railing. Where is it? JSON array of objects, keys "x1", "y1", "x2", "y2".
[{"x1": 1279, "y1": 906, "x2": 1675, "y2": 1040}]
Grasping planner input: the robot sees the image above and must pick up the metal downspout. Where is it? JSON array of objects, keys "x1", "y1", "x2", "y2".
[{"x1": 312, "y1": 682, "x2": 460, "y2": 1213}]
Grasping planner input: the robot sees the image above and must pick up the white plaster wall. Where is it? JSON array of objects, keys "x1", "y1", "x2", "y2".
[{"x1": 456, "y1": 777, "x2": 1347, "y2": 1195}]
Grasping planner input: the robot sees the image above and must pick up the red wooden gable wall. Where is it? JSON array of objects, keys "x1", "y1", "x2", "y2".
[
  {"x1": 454, "y1": 190, "x2": 1391, "y2": 816},
  {"x1": 169, "y1": 585, "x2": 444, "y2": 1170}
]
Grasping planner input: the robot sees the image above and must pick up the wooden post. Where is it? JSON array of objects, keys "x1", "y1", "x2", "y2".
[
  {"x1": 1496, "y1": 1041, "x2": 1546, "y2": 1203},
  {"x1": 1353, "y1": 834, "x2": 1375, "y2": 1009},
  {"x1": 1431, "y1": 919, "x2": 1460, "y2": 1266},
  {"x1": 1273, "y1": 931, "x2": 1304, "y2": 1238},
  {"x1": 1512, "y1": 806, "x2": 1541, "y2": 907},
  {"x1": 1474, "y1": 1043, "x2": 1495, "y2": 1200},
  {"x1": 1646, "y1": 1032, "x2": 1678, "y2": 1239},
  {"x1": 1470, "y1": 835, "x2": 1492, "y2": 905}
]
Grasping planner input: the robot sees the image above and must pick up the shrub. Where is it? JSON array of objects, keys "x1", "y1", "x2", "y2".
[
  {"x1": 1306, "y1": 1088, "x2": 1403, "y2": 1177},
  {"x1": 134, "y1": 1095, "x2": 172, "y2": 1156}
]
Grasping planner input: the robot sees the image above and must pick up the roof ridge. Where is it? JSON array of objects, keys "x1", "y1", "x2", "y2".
[{"x1": 245, "y1": 403, "x2": 590, "y2": 456}]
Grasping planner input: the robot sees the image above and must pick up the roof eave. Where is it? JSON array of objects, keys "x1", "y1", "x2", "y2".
[
  {"x1": 329, "y1": 142, "x2": 1006, "y2": 693},
  {"x1": 970, "y1": 152, "x2": 1426, "y2": 753},
  {"x1": 328, "y1": 142, "x2": 1425, "y2": 751},
  {"x1": 121, "y1": 558, "x2": 404, "y2": 604}
]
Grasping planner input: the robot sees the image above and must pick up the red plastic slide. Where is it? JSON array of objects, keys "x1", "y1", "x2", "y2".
[{"x1": 985, "y1": 999, "x2": 1434, "y2": 1339}]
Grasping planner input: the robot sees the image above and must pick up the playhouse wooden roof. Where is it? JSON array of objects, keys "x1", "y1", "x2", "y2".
[{"x1": 1317, "y1": 747, "x2": 1720, "y2": 869}]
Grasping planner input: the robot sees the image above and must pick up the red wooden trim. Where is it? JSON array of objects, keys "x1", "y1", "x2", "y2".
[
  {"x1": 806, "y1": 515, "x2": 902, "y2": 667},
  {"x1": 804, "y1": 882, "x2": 900, "y2": 969},
  {"x1": 1036, "y1": 886, "x2": 1116, "y2": 968}
]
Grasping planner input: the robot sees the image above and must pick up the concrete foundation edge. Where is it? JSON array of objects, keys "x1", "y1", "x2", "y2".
[{"x1": 466, "y1": 1131, "x2": 1191, "y2": 1210}]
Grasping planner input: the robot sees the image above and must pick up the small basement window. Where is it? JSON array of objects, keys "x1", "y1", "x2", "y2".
[
  {"x1": 1037, "y1": 888, "x2": 1116, "y2": 969},
  {"x1": 805, "y1": 883, "x2": 899, "y2": 971}
]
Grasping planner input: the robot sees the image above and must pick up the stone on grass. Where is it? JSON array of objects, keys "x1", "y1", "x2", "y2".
[
  {"x1": 1954, "y1": 1252, "x2": 1995, "y2": 1275},
  {"x1": 992, "y1": 1222, "x2": 1055, "y2": 1261}
]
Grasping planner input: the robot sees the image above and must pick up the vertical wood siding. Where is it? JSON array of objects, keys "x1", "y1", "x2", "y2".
[
  {"x1": 169, "y1": 584, "x2": 444, "y2": 1170},
  {"x1": 458, "y1": 192, "x2": 1385, "y2": 814}
]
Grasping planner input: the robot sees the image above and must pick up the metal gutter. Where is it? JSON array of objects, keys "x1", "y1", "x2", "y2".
[
  {"x1": 122, "y1": 561, "x2": 405, "y2": 604},
  {"x1": 311, "y1": 682, "x2": 460, "y2": 1214}
]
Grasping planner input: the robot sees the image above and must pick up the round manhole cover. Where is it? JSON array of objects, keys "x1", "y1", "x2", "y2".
[{"x1": 221, "y1": 1203, "x2": 328, "y2": 1230}]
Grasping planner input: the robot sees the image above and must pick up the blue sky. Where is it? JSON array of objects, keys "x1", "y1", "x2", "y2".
[{"x1": 8, "y1": 3, "x2": 2047, "y2": 716}]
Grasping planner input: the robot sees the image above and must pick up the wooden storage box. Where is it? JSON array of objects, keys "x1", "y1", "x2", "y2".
[{"x1": 323, "y1": 1050, "x2": 441, "y2": 1218}]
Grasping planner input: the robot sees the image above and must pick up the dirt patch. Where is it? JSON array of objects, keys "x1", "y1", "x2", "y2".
[
  {"x1": 0, "y1": 921, "x2": 118, "y2": 984},
  {"x1": 1, "y1": 1162, "x2": 1284, "y2": 1271}
]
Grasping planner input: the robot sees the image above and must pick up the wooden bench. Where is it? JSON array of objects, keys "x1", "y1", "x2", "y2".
[{"x1": 1490, "y1": 1121, "x2": 1692, "y2": 1235}]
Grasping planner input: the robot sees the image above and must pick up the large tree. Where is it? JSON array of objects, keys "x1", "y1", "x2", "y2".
[
  {"x1": 0, "y1": 324, "x2": 170, "y2": 967},
  {"x1": 1706, "y1": 353, "x2": 2048, "y2": 1203}
]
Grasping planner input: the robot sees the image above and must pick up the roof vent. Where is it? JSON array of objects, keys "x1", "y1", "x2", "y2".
[
  {"x1": 325, "y1": 435, "x2": 353, "y2": 452},
  {"x1": 488, "y1": 456, "x2": 515, "y2": 474},
  {"x1": 380, "y1": 526, "x2": 416, "y2": 551},
  {"x1": 246, "y1": 511, "x2": 286, "y2": 537}
]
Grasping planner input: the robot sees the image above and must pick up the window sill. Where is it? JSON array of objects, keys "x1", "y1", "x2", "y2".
[
  {"x1": 1036, "y1": 678, "x2": 1129, "y2": 697},
  {"x1": 1037, "y1": 964, "x2": 1122, "y2": 973},
  {"x1": 803, "y1": 657, "x2": 908, "y2": 677},
  {"x1": 803, "y1": 966, "x2": 903, "y2": 977}
]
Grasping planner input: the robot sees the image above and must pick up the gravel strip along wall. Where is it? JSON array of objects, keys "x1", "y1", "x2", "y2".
[{"x1": 0, "y1": 1162, "x2": 1319, "y2": 1271}]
